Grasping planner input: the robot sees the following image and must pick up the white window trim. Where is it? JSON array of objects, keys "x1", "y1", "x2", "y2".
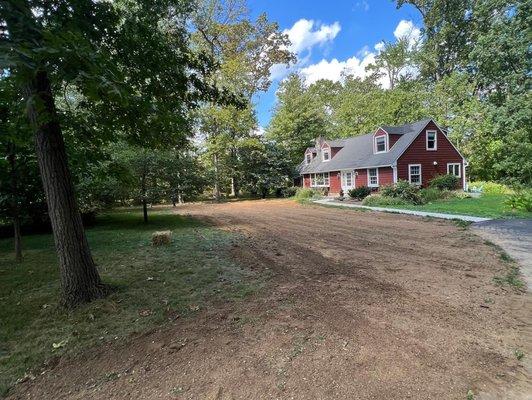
[
  {"x1": 341, "y1": 170, "x2": 354, "y2": 189},
  {"x1": 426, "y1": 130, "x2": 437, "y2": 151},
  {"x1": 408, "y1": 164, "x2": 422, "y2": 186},
  {"x1": 310, "y1": 172, "x2": 330, "y2": 187},
  {"x1": 305, "y1": 153, "x2": 312, "y2": 165},
  {"x1": 374, "y1": 134, "x2": 388, "y2": 154},
  {"x1": 367, "y1": 168, "x2": 379, "y2": 187},
  {"x1": 447, "y1": 163, "x2": 461, "y2": 178},
  {"x1": 322, "y1": 149, "x2": 331, "y2": 162}
]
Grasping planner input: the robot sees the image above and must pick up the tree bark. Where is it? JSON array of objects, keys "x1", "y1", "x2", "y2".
[
  {"x1": 142, "y1": 199, "x2": 148, "y2": 223},
  {"x1": 213, "y1": 153, "x2": 221, "y2": 202},
  {"x1": 26, "y1": 69, "x2": 108, "y2": 308},
  {"x1": 7, "y1": 146, "x2": 23, "y2": 262},
  {"x1": 13, "y1": 215, "x2": 22, "y2": 263}
]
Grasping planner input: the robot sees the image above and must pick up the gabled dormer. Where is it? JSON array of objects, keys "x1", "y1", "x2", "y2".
[
  {"x1": 304, "y1": 147, "x2": 317, "y2": 165},
  {"x1": 321, "y1": 142, "x2": 331, "y2": 162},
  {"x1": 373, "y1": 128, "x2": 389, "y2": 154}
]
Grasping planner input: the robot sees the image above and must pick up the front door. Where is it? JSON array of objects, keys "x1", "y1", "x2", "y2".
[{"x1": 341, "y1": 171, "x2": 354, "y2": 192}]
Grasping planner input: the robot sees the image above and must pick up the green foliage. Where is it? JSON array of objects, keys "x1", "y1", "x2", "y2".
[
  {"x1": 514, "y1": 349, "x2": 525, "y2": 361},
  {"x1": 280, "y1": 187, "x2": 298, "y2": 198},
  {"x1": 362, "y1": 194, "x2": 409, "y2": 206},
  {"x1": 468, "y1": 181, "x2": 512, "y2": 195},
  {"x1": 348, "y1": 186, "x2": 372, "y2": 200},
  {"x1": 429, "y1": 174, "x2": 460, "y2": 191},
  {"x1": 294, "y1": 188, "x2": 321, "y2": 200},
  {"x1": 505, "y1": 190, "x2": 532, "y2": 212},
  {"x1": 420, "y1": 188, "x2": 448, "y2": 203},
  {"x1": 380, "y1": 180, "x2": 424, "y2": 205}
]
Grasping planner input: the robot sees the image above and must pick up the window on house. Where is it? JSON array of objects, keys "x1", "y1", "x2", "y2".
[
  {"x1": 305, "y1": 153, "x2": 311, "y2": 164},
  {"x1": 447, "y1": 163, "x2": 461, "y2": 177},
  {"x1": 375, "y1": 136, "x2": 386, "y2": 153},
  {"x1": 367, "y1": 168, "x2": 378, "y2": 187},
  {"x1": 311, "y1": 173, "x2": 330, "y2": 187},
  {"x1": 426, "y1": 130, "x2": 437, "y2": 150},
  {"x1": 322, "y1": 149, "x2": 330, "y2": 161},
  {"x1": 409, "y1": 164, "x2": 422, "y2": 185}
]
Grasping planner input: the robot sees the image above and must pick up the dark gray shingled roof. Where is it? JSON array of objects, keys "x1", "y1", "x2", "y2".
[{"x1": 299, "y1": 119, "x2": 432, "y2": 174}]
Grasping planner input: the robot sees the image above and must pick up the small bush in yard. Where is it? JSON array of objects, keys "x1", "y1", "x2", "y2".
[
  {"x1": 429, "y1": 174, "x2": 459, "y2": 190},
  {"x1": 362, "y1": 194, "x2": 409, "y2": 206},
  {"x1": 348, "y1": 186, "x2": 371, "y2": 200},
  {"x1": 505, "y1": 190, "x2": 532, "y2": 212},
  {"x1": 381, "y1": 180, "x2": 424, "y2": 205},
  {"x1": 420, "y1": 187, "x2": 447, "y2": 202},
  {"x1": 294, "y1": 188, "x2": 321, "y2": 200}
]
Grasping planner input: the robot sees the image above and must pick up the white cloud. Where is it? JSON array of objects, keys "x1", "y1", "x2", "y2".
[
  {"x1": 299, "y1": 53, "x2": 380, "y2": 86},
  {"x1": 284, "y1": 19, "x2": 341, "y2": 54},
  {"x1": 270, "y1": 19, "x2": 341, "y2": 80},
  {"x1": 393, "y1": 20, "x2": 421, "y2": 48}
]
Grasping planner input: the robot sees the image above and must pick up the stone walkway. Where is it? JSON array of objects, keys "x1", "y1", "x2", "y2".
[{"x1": 313, "y1": 199, "x2": 491, "y2": 222}]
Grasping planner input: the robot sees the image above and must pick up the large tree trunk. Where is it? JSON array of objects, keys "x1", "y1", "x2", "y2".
[
  {"x1": 7, "y1": 146, "x2": 23, "y2": 262},
  {"x1": 213, "y1": 153, "x2": 221, "y2": 202},
  {"x1": 26, "y1": 69, "x2": 108, "y2": 308},
  {"x1": 13, "y1": 215, "x2": 22, "y2": 263}
]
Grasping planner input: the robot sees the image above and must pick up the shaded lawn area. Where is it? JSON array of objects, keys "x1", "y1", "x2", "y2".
[
  {"x1": 384, "y1": 194, "x2": 532, "y2": 219},
  {"x1": 0, "y1": 208, "x2": 263, "y2": 397}
]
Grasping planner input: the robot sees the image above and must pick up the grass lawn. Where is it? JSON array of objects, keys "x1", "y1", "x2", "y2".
[
  {"x1": 384, "y1": 194, "x2": 532, "y2": 219},
  {"x1": 0, "y1": 208, "x2": 264, "y2": 397}
]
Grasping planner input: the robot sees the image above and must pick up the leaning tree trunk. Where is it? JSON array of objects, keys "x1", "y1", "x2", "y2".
[{"x1": 26, "y1": 69, "x2": 108, "y2": 308}]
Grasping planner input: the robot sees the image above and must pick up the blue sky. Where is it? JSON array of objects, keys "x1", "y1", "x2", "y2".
[{"x1": 247, "y1": 0, "x2": 423, "y2": 128}]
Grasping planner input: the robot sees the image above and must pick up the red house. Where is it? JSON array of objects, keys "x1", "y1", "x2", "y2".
[{"x1": 300, "y1": 119, "x2": 467, "y2": 196}]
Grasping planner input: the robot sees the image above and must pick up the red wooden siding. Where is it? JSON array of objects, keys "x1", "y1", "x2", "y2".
[
  {"x1": 389, "y1": 134, "x2": 401, "y2": 148},
  {"x1": 354, "y1": 167, "x2": 393, "y2": 188},
  {"x1": 331, "y1": 147, "x2": 342, "y2": 158},
  {"x1": 379, "y1": 167, "x2": 394, "y2": 186},
  {"x1": 397, "y1": 121, "x2": 464, "y2": 188},
  {"x1": 303, "y1": 174, "x2": 311, "y2": 188},
  {"x1": 329, "y1": 171, "x2": 341, "y2": 194}
]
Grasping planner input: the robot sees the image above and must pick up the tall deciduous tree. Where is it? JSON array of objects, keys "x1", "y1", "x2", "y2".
[{"x1": 0, "y1": 0, "x2": 229, "y2": 307}]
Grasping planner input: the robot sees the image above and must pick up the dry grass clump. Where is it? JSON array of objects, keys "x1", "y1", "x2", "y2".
[{"x1": 151, "y1": 230, "x2": 172, "y2": 246}]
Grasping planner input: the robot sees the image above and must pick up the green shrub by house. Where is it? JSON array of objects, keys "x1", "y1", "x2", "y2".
[
  {"x1": 362, "y1": 194, "x2": 409, "y2": 206},
  {"x1": 380, "y1": 180, "x2": 424, "y2": 205},
  {"x1": 348, "y1": 186, "x2": 371, "y2": 200},
  {"x1": 429, "y1": 174, "x2": 459, "y2": 191}
]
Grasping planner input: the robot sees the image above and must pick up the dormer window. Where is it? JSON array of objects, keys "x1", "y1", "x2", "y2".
[
  {"x1": 426, "y1": 130, "x2": 437, "y2": 150},
  {"x1": 322, "y1": 149, "x2": 330, "y2": 162},
  {"x1": 375, "y1": 135, "x2": 387, "y2": 153},
  {"x1": 305, "y1": 153, "x2": 312, "y2": 164}
]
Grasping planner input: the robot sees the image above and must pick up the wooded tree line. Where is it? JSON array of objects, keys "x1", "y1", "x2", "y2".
[
  {"x1": 0, "y1": 0, "x2": 529, "y2": 308},
  {"x1": 268, "y1": 0, "x2": 531, "y2": 186}
]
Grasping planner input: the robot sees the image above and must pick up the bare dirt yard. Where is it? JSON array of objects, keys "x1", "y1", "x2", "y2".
[{"x1": 10, "y1": 200, "x2": 531, "y2": 400}]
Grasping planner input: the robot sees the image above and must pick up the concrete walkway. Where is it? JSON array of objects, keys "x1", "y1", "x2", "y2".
[{"x1": 313, "y1": 198, "x2": 491, "y2": 222}]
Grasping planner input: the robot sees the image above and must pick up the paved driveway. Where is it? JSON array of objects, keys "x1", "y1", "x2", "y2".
[{"x1": 472, "y1": 219, "x2": 532, "y2": 290}]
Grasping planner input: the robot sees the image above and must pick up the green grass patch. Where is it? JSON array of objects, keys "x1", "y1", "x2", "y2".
[
  {"x1": 0, "y1": 208, "x2": 264, "y2": 397},
  {"x1": 383, "y1": 194, "x2": 532, "y2": 219},
  {"x1": 493, "y1": 265, "x2": 525, "y2": 290}
]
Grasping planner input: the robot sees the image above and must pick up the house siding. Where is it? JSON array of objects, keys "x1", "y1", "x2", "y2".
[
  {"x1": 397, "y1": 121, "x2": 464, "y2": 188},
  {"x1": 389, "y1": 134, "x2": 401, "y2": 148},
  {"x1": 355, "y1": 167, "x2": 393, "y2": 188},
  {"x1": 303, "y1": 174, "x2": 311, "y2": 188}
]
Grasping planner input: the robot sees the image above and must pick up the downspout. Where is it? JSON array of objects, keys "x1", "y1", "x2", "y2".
[{"x1": 392, "y1": 163, "x2": 398, "y2": 184}]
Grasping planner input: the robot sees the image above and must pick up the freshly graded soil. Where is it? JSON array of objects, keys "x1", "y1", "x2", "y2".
[{"x1": 10, "y1": 200, "x2": 531, "y2": 400}]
